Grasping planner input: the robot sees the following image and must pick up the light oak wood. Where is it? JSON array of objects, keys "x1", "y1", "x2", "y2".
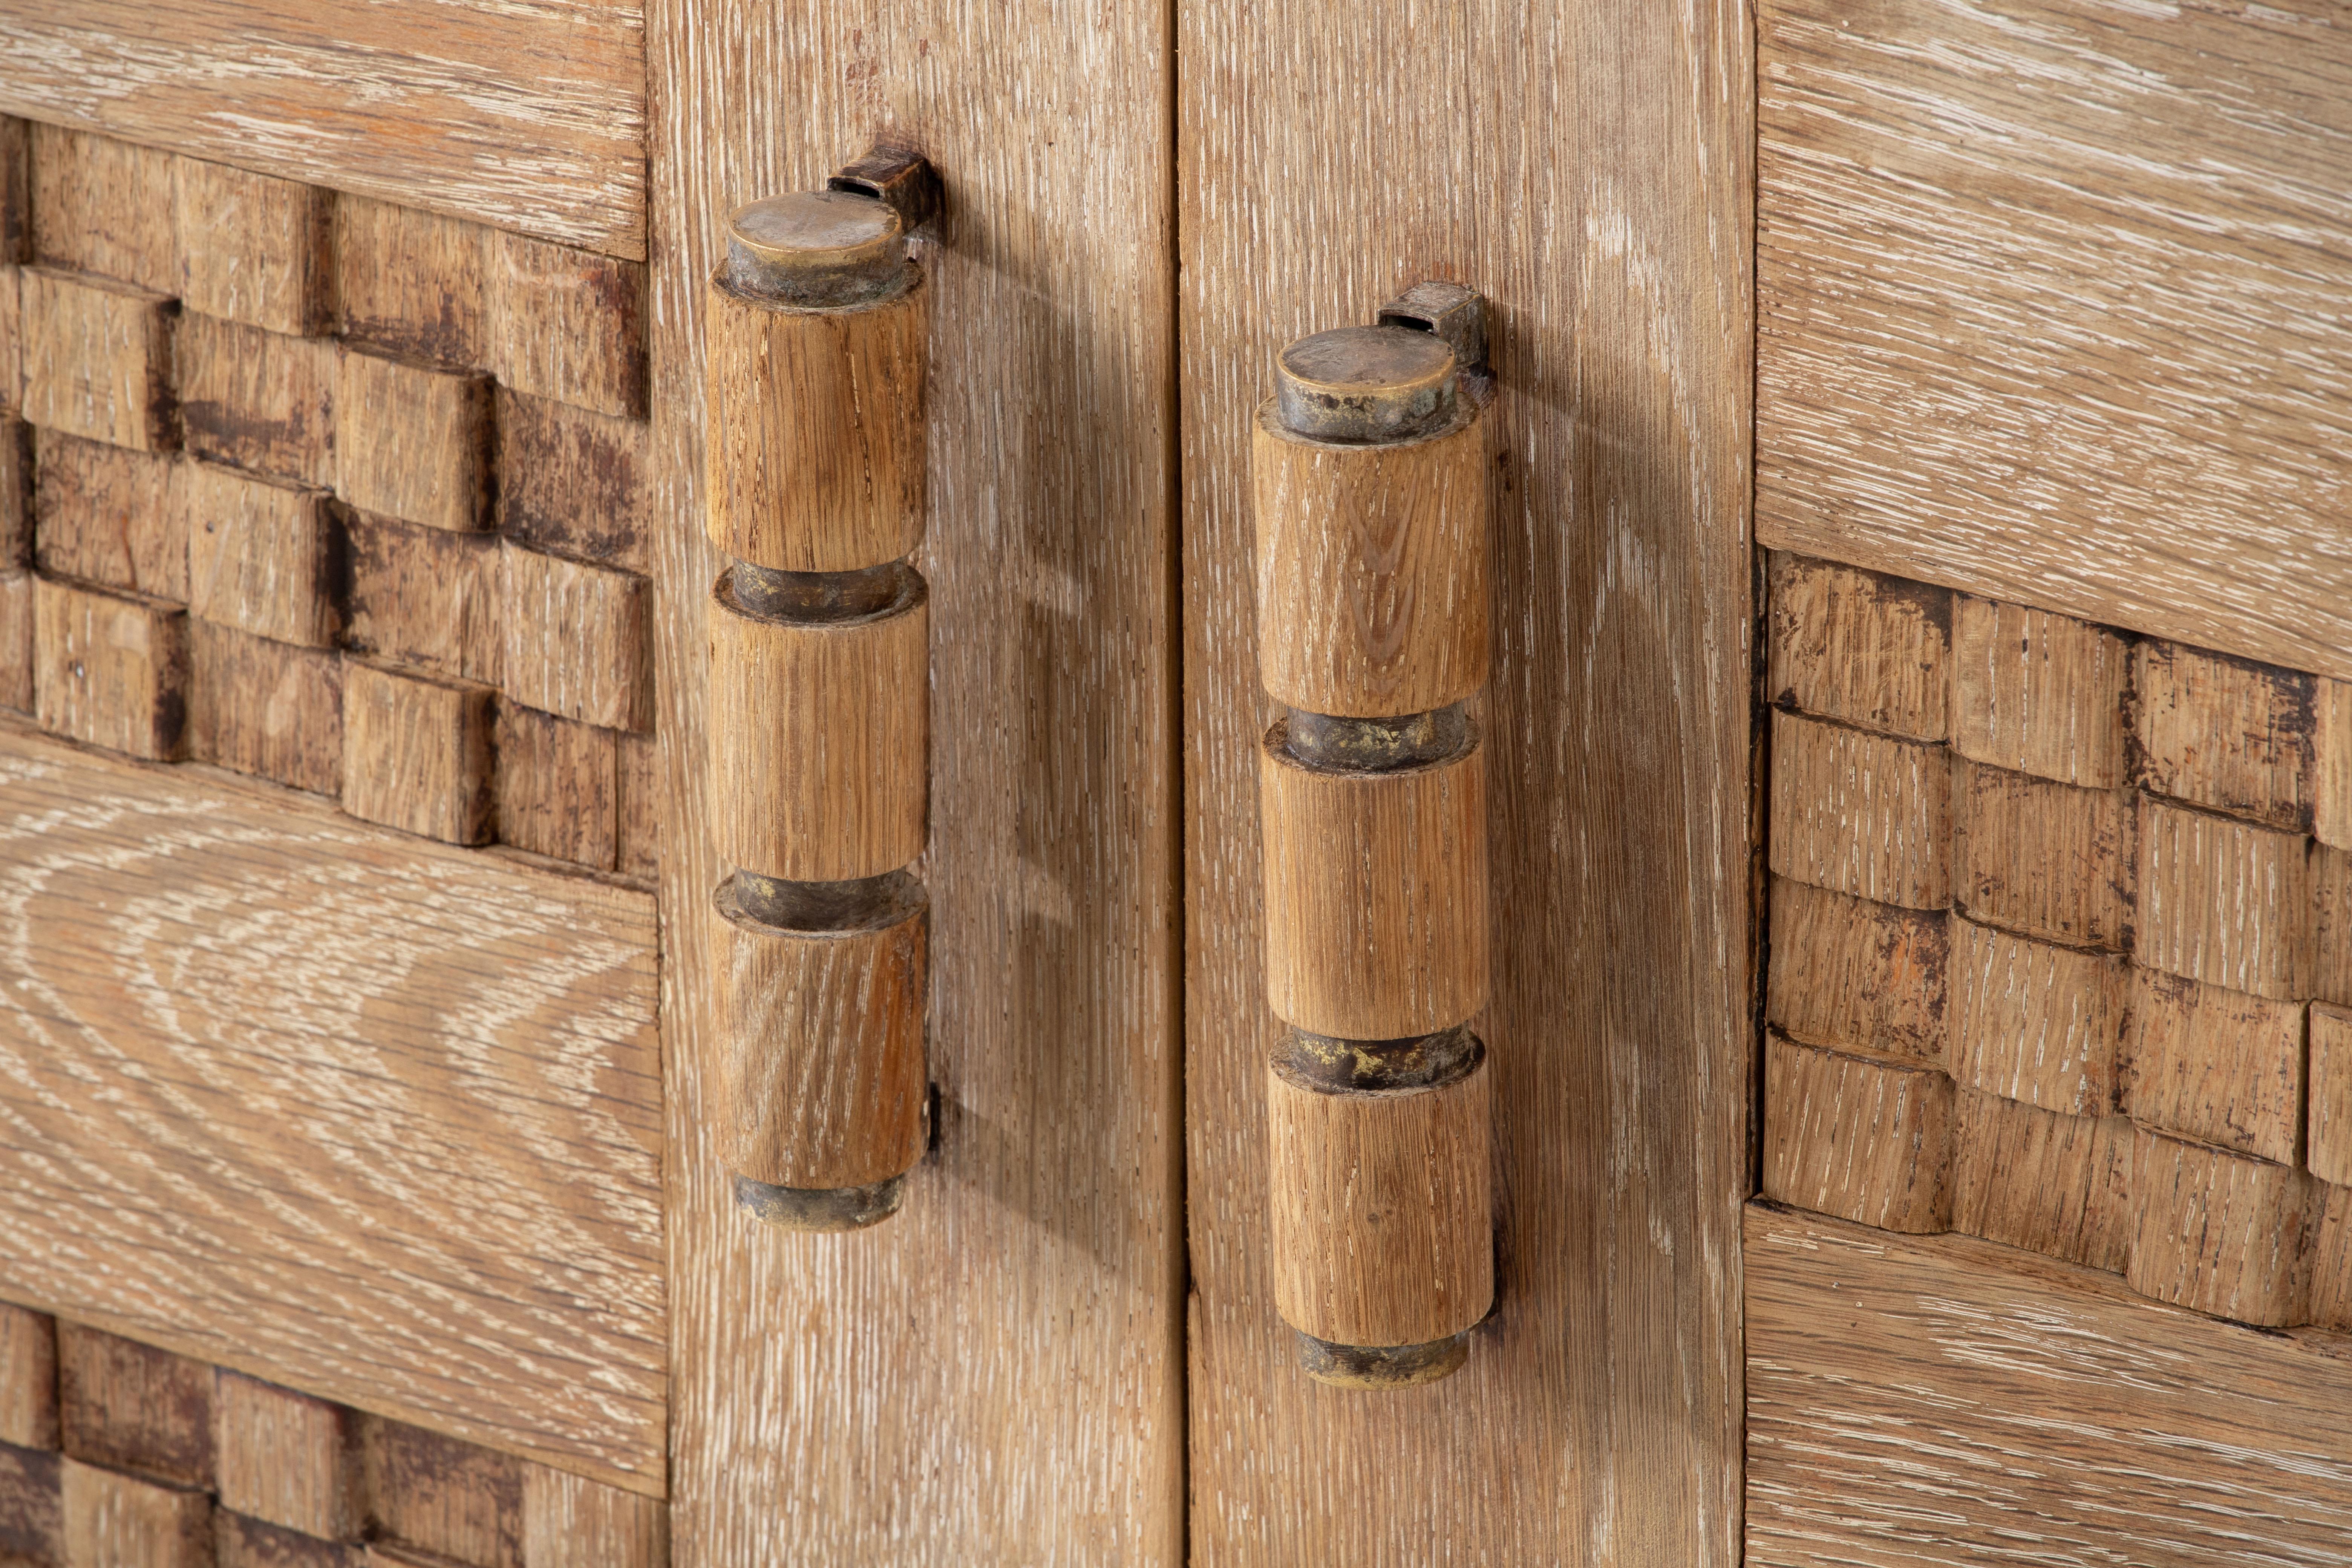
[
  {"x1": 30, "y1": 123, "x2": 175, "y2": 294},
  {"x1": 1768, "y1": 709, "x2": 1950, "y2": 910},
  {"x1": 496, "y1": 543, "x2": 649, "y2": 734},
  {"x1": 2309, "y1": 1003, "x2": 2352, "y2": 1190},
  {"x1": 614, "y1": 731, "x2": 656, "y2": 885},
  {"x1": 2313, "y1": 1181, "x2": 2352, "y2": 1336},
  {"x1": 1755, "y1": 0, "x2": 2352, "y2": 683},
  {"x1": 1259, "y1": 724, "x2": 1488, "y2": 1040},
  {"x1": 1266, "y1": 1052, "x2": 1492, "y2": 1347},
  {"x1": 521, "y1": 1464, "x2": 666, "y2": 1568},
  {"x1": 343, "y1": 514, "x2": 497, "y2": 687},
  {"x1": 333, "y1": 351, "x2": 491, "y2": 535},
  {"x1": 1949, "y1": 596, "x2": 2127, "y2": 788},
  {"x1": 174, "y1": 160, "x2": 332, "y2": 338},
  {"x1": 2127, "y1": 1124, "x2": 2309, "y2": 1327},
  {"x1": 1762, "y1": 1031, "x2": 1954, "y2": 1234},
  {"x1": 0, "y1": 1442, "x2": 63, "y2": 1563},
  {"x1": 496, "y1": 390, "x2": 652, "y2": 575},
  {"x1": 703, "y1": 272, "x2": 926, "y2": 573},
  {"x1": 2317, "y1": 842, "x2": 2352, "y2": 1009},
  {"x1": 1252, "y1": 401, "x2": 1488, "y2": 718},
  {"x1": 331, "y1": 196, "x2": 485, "y2": 371},
  {"x1": 213, "y1": 1372, "x2": 358, "y2": 1542},
  {"x1": 58, "y1": 1326, "x2": 213, "y2": 1490},
  {"x1": 2135, "y1": 640, "x2": 2320, "y2": 834},
  {"x1": 61, "y1": 1457, "x2": 210, "y2": 1568},
  {"x1": 1950, "y1": 1090, "x2": 2133, "y2": 1273},
  {"x1": 0, "y1": 115, "x2": 23, "y2": 266},
  {"x1": 2319, "y1": 678, "x2": 2352, "y2": 851},
  {"x1": 1766, "y1": 876, "x2": 1946, "y2": 1063},
  {"x1": 1746, "y1": 1202, "x2": 2352, "y2": 1566},
  {"x1": 0, "y1": 724, "x2": 663, "y2": 1492},
  {"x1": 177, "y1": 315, "x2": 336, "y2": 488},
  {"x1": 361, "y1": 1416, "x2": 518, "y2": 1568},
  {"x1": 488, "y1": 234, "x2": 647, "y2": 421},
  {"x1": 707, "y1": 579, "x2": 927, "y2": 882},
  {"x1": 1952, "y1": 762, "x2": 2133, "y2": 950},
  {"x1": 32, "y1": 428, "x2": 184, "y2": 601},
  {"x1": 184, "y1": 464, "x2": 337, "y2": 648},
  {"x1": 2134, "y1": 795, "x2": 2311, "y2": 1001},
  {"x1": 0, "y1": 416, "x2": 25, "y2": 565},
  {"x1": 34, "y1": 575, "x2": 187, "y2": 761},
  {"x1": 21, "y1": 266, "x2": 177, "y2": 452},
  {"x1": 216, "y1": 1512, "x2": 357, "y2": 1568},
  {"x1": 338, "y1": 659, "x2": 493, "y2": 845},
  {"x1": 0, "y1": 568, "x2": 28, "y2": 712},
  {"x1": 1946, "y1": 915, "x2": 2122, "y2": 1116},
  {"x1": 1767, "y1": 553, "x2": 1947, "y2": 741},
  {"x1": 0, "y1": 264, "x2": 20, "y2": 412},
  {"x1": 2127, "y1": 968, "x2": 2305, "y2": 1168},
  {"x1": 496, "y1": 703, "x2": 617, "y2": 871},
  {"x1": 0, "y1": 1303, "x2": 57, "y2": 1451},
  {"x1": 0, "y1": 0, "x2": 646, "y2": 259}
]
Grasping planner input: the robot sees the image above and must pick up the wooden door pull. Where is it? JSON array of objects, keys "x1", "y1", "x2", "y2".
[
  {"x1": 703, "y1": 148, "x2": 939, "y2": 1231},
  {"x1": 1253, "y1": 283, "x2": 1496, "y2": 1386}
]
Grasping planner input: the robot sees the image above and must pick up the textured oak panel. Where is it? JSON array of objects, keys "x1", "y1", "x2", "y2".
[
  {"x1": 1949, "y1": 1091, "x2": 2133, "y2": 1273},
  {"x1": 1761, "y1": 1031, "x2": 1953, "y2": 1234},
  {"x1": 1765, "y1": 877, "x2": 1946, "y2": 1063},
  {"x1": 1949, "y1": 596, "x2": 2127, "y2": 788},
  {"x1": 1768, "y1": 710, "x2": 1950, "y2": 910},
  {"x1": 1766, "y1": 553, "x2": 1947, "y2": 741}
]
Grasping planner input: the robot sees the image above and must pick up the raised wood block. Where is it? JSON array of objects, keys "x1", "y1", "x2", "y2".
[
  {"x1": 1252, "y1": 399, "x2": 1488, "y2": 717},
  {"x1": 520, "y1": 1464, "x2": 666, "y2": 1568},
  {"x1": 497, "y1": 543, "x2": 649, "y2": 732},
  {"x1": 1766, "y1": 553, "x2": 1948, "y2": 740},
  {"x1": 339, "y1": 660, "x2": 494, "y2": 844},
  {"x1": 213, "y1": 1373, "x2": 357, "y2": 1541},
  {"x1": 709, "y1": 575, "x2": 928, "y2": 882},
  {"x1": 1266, "y1": 1050, "x2": 1493, "y2": 1347},
  {"x1": 0, "y1": 1305, "x2": 56, "y2": 1450},
  {"x1": 217, "y1": 1511, "x2": 360, "y2": 1568},
  {"x1": 2127, "y1": 968, "x2": 2304, "y2": 1167},
  {"x1": 2319, "y1": 678, "x2": 2352, "y2": 851},
  {"x1": 2135, "y1": 795, "x2": 2311, "y2": 1001},
  {"x1": 61, "y1": 1457, "x2": 211, "y2": 1568},
  {"x1": 343, "y1": 512, "x2": 498, "y2": 685},
  {"x1": 2134, "y1": 639, "x2": 2318, "y2": 833},
  {"x1": 1950, "y1": 1090, "x2": 2133, "y2": 1272},
  {"x1": 20, "y1": 267, "x2": 177, "y2": 451},
  {"x1": 361, "y1": 1417, "x2": 519, "y2": 1568},
  {"x1": 496, "y1": 702, "x2": 616, "y2": 869},
  {"x1": 1947, "y1": 916, "x2": 2123, "y2": 1116},
  {"x1": 487, "y1": 233, "x2": 647, "y2": 420},
  {"x1": 1952, "y1": 761, "x2": 2134, "y2": 949},
  {"x1": 30, "y1": 124, "x2": 175, "y2": 293},
  {"x1": 1950, "y1": 595, "x2": 2128, "y2": 787},
  {"x1": 715, "y1": 874, "x2": 929, "y2": 1191},
  {"x1": 1761, "y1": 1030, "x2": 1955, "y2": 1234},
  {"x1": 0, "y1": 117, "x2": 24, "y2": 265},
  {"x1": 1767, "y1": 710, "x2": 1951, "y2": 910},
  {"x1": 704, "y1": 271, "x2": 927, "y2": 573},
  {"x1": 334, "y1": 197, "x2": 485, "y2": 369},
  {"x1": 1764, "y1": 876, "x2": 1946, "y2": 1063},
  {"x1": 2312, "y1": 1004, "x2": 2352, "y2": 1190},
  {"x1": 495, "y1": 389, "x2": 652, "y2": 574},
  {"x1": 2312, "y1": 1181, "x2": 2352, "y2": 1335},
  {"x1": 184, "y1": 464, "x2": 338, "y2": 646},
  {"x1": 614, "y1": 731, "x2": 657, "y2": 883},
  {"x1": 58, "y1": 1326, "x2": 211, "y2": 1489},
  {"x1": 0, "y1": 571, "x2": 28, "y2": 712},
  {"x1": 2127, "y1": 1124, "x2": 2309, "y2": 1327},
  {"x1": 0, "y1": 1441, "x2": 63, "y2": 1565},
  {"x1": 32, "y1": 428, "x2": 184, "y2": 600},
  {"x1": 173, "y1": 161, "x2": 331, "y2": 337},
  {"x1": 34, "y1": 576, "x2": 188, "y2": 760},
  {"x1": 189, "y1": 622, "x2": 341, "y2": 795},
  {"x1": 177, "y1": 315, "x2": 337, "y2": 487},
  {"x1": 2318, "y1": 843, "x2": 2352, "y2": 1009},
  {"x1": 0, "y1": 265, "x2": 19, "y2": 413},
  {"x1": 0, "y1": 420, "x2": 26, "y2": 565},
  {"x1": 335, "y1": 351, "x2": 491, "y2": 533}
]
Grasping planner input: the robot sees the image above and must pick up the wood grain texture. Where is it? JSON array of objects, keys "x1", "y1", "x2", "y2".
[
  {"x1": 0, "y1": 570, "x2": 28, "y2": 713},
  {"x1": 0, "y1": 0, "x2": 646, "y2": 260},
  {"x1": 0, "y1": 1441, "x2": 63, "y2": 1565},
  {"x1": 343, "y1": 514, "x2": 497, "y2": 687},
  {"x1": 2315, "y1": 1004, "x2": 2352, "y2": 1189},
  {"x1": 58, "y1": 1326, "x2": 212, "y2": 1489},
  {"x1": 1251, "y1": 402, "x2": 1488, "y2": 717},
  {"x1": 2313, "y1": 1181, "x2": 2352, "y2": 1335},
  {"x1": 174, "y1": 160, "x2": 332, "y2": 338},
  {"x1": 1746, "y1": 1202, "x2": 2352, "y2": 1567},
  {"x1": 0, "y1": 116, "x2": 24, "y2": 267},
  {"x1": 61, "y1": 1457, "x2": 210, "y2": 1568},
  {"x1": 333, "y1": 197, "x2": 485, "y2": 371},
  {"x1": 2126, "y1": 1124, "x2": 2310, "y2": 1327},
  {"x1": 177, "y1": 315, "x2": 336, "y2": 488},
  {"x1": 2317, "y1": 842, "x2": 2352, "y2": 1009},
  {"x1": 1755, "y1": 0, "x2": 2352, "y2": 683},
  {"x1": 30, "y1": 122, "x2": 175, "y2": 294},
  {"x1": 32, "y1": 429, "x2": 184, "y2": 602},
  {"x1": 1761, "y1": 1031, "x2": 1954, "y2": 1234},
  {"x1": 217, "y1": 1511, "x2": 360, "y2": 1568},
  {"x1": 33, "y1": 575, "x2": 187, "y2": 760},
  {"x1": 2135, "y1": 639, "x2": 2319, "y2": 833},
  {"x1": 613, "y1": 733, "x2": 655, "y2": 885},
  {"x1": 0, "y1": 723, "x2": 664, "y2": 1493},
  {"x1": 2134, "y1": 794, "x2": 2311, "y2": 1000},
  {"x1": 1946, "y1": 915, "x2": 2122, "y2": 1116},
  {"x1": 652, "y1": 3, "x2": 1186, "y2": 1560},
  {"x1": 184, "y1": 464, "x2": 337, "y2": 648},
  {"x1": 521, "y1": 1464, "x2": 666, "y2": 1568},
  {"x1": 20, "y1": 266, "x2": 177, "y2": 452},
  {"x1": 0, "y1": 418, "x2": 26, "y2": 567},
  {"x1": 1765, "y1": 876, "x2": 1946, "y2": 1063},
  {"x1": 338, "y1": 659, "x2": 494, "y2": 845},
  {"x1": 361, "y1": 1417, "x2": 519, "y2": 1568},
  {"x1": 1952, "y1": 762, "x2": 2134, "y2": 950},
  {"x1": 1766, "y1": 553, "x2": 1947, "y2": 741},
  {"x1": 1768, "y1": 709, "x2": 1950, "y2": 910},
  {"x1": 496, "y1": 703, "x2": 616, "y2": 871},
  {"x1": 2127, "y1": 968, "x2": 2305, "y2": 1168},
  {"x1": 0, "y1": 1305, "x2": 56, "y2": 1452},
  {"x1": 1950, "y1": 1090, "x2": 2133, "y2": 1273},
  {"x1": 496, "y1": 390, "x2": 652, "y2": 575},
  {"x1": 213, "y1": 1373, "x2": 358, "y2": 1542},
  {"x1": 496, "y1": 544, "x2": 649, "y2": 734},
  {"x1": 334, "y1": 352, "x2": 491, "y2": 535},
  {"x1": 0, "y1": 265, "x2": 20, "y2": 414},
  {"x1": 1950, "y1": 596, "x2": 2127, "y2": 788},
  {"x1": 2319, "y1": 678, "x2": 2352, "y2": 851},
  {"x1": 186, "y1": 622, "x2": 340, "y2": 795},
  {"x1": 488, "y1": 234, "x2": 646, "y2": 421}
]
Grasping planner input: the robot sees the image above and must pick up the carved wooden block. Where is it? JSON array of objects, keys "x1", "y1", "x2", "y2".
[
  {"x1": 0, "y1": 265, "x2": 20, "y2": 411},
  {"x1": 30, "y1": 123, "x2": 175, "y2": 292},
  {"x1": 1950, "y1": 1090, "x2": 2133, "y2": 1272},
  {"x1": 57, "y1": 1325, "x2": 212, "y2": 1489},
  {"x1": 1765, "y1": 876, "x2": 1946, "y2": 1063},
  {"x1": 32, "y1": 429, "x2": 184, "y2": 600},
  {"x1": 2311, "y1": 1181, "x2": 2352, "y2": 1335},
  {"x1": 487, "y1": 232, "x2": 647, "y2": 419},
  {"x1": 1950, "y1": 595, "x2": 2128, "y2": 787},
  {"x1": 1947, "y1": 915, "x2": 2124, "y2": 1116},
  {"x1": 61, "y1": 1456, "x2": 211, "y2": 1568},
  {"x1": 2127, "y1": 968, "x2": 2305, "y2": 1167},
  {"x1": 2312, "y1": 1004, "x2": 2352, "y2": 1190},
  {"x1": 360, "y1": 1416, "x2": 520, "y2": 1568},
  {"x1": 0, "y1": 116, "x2": 24, "y2": 266},
  {"x1": 1767, "y1": 553, "x2": 1949, "y2": 740},
  {"x1": 615, "y1": 730, "x2": 658, "y2": 883},
  {"x1": 1761, "y1": 1030, "x2": 1955, "y2": 1234},
  {"x1": 188, "y1": 620, "x2": 341, "y2": 795},
  {"x1": 173, "y1": 160, "x2": 332, "y2": 336},
  {"x1": 184, "y1": 463, "x2": 339, "y2": 647},
  {"x1": 333, "y1": 196, "x2": 486, "y2": 369},
  {"x1": 34, "y1": 576, "x2": 188, "y2": 760},
  {"x1": 520, "y1": 1464, "x2": 666, "y2": 1568},
  {"x1": 497, "y1": 542, "x2": 649, "y2": 732},
  {"x1": 0, "y1": 418, "x2": 26, "y2": 565},
  {"x1": 177, "y1": 314, "x2": 337, "y2": 487},
  {"x1": 2319, "y1": 678, "x2": 2352, "y2": 851},
  {"x1": 334, "y1": 351, "x2": 492, "y2": 533},
  {"x1": 1767, "y1": 710, "x2": 1952, "y2": 910},
  {"x1": 0, "y1": 1441, "x2": 63, "y2": 1565},
  {"x1": 2317, "y1": 843, "x2": 2352, "y2": 1009},
  {"x1": 338, "y1": 660, "x2": 494, "y2": 845},
  {"x1": 343, "y1": 511, "x2": 498, "y2": 684},
  {"x1": 495, "y1": 388, "x2": 652, "y2": 573},
  {"x1": 2127, "y1": 1125, "x2": 2309, "y2": 1328},
  {"x1": 213, "y1": 1374, "x2": 358, "y2": 1542},
  {"x1": 2134, "y1": 640, "x2": 2317, "y2": 834},
  {"x1": 20, "y1": 267, "x2": 178, "y2": 451},
  {"x1": 0, "y1": 1304, "x2": 57, "y2": 1450},
  {"x1": 2135, "y1": 795, "x2": 2311, "y2": 1001},
  {"x1": 217, "y1": 1511, "x2": 361, "y2": 1568},
  {"x1": 496, "y1": 701, "x2": 616, "y2": 869},
  {"x1": 1952, "y1": 761, "x2": 2134, "y2": 949},
  {"x1": 0, "y1": 570, "x2": 28, "y2": 712}
]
